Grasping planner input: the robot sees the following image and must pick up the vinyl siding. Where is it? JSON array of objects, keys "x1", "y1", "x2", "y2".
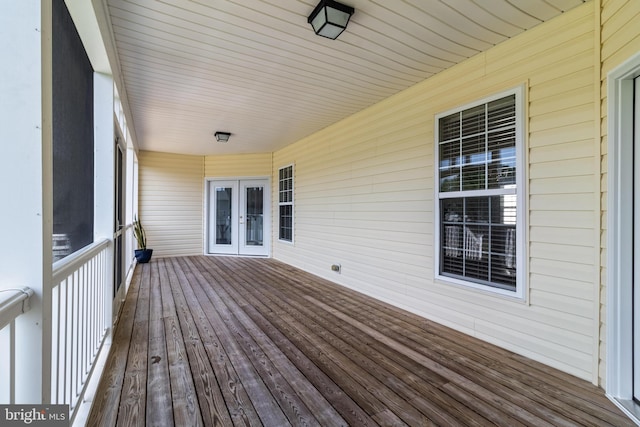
[
  {"x1": 599, "y1": 0, "x2": 640, "y2": 388},
  {"x1": 273, "y1": 2, "x2": 601, "y2": 381},
  {"x1": 204, "y1": 153, "x2": 272, "y2": 177},
  {"x1": 138, "y1": 151, "x2": 204, "y2": 257}
]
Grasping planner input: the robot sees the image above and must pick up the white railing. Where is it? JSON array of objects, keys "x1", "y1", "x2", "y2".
[
  {"x1": 51, "y1": 238, "x2": 111, "y2": 422},
  {"x1": 0, "y1": 287, "x2": 34, "y2": 404}
]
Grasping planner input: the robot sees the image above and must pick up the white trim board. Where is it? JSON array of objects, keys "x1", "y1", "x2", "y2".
[{"x1": 606, "y1": 50, "x2": 640, "y2": 425}]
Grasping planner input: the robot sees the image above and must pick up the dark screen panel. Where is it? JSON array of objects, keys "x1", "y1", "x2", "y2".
[{"x1": 52, "y1": 0, "x2": 94, "y2": 260}]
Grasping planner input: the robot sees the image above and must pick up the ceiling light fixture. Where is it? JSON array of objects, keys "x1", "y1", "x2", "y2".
[
  {"x1": 308, "y1": 0, "x2": 354, "y2": 40},
  {"x1": 214, "y1": 131, "x2": 231, "y2": 143}
]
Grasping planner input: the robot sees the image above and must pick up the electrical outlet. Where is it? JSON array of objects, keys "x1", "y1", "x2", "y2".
[{"x1": 331, "y1": 264, "x2": 341, "y2": 273}]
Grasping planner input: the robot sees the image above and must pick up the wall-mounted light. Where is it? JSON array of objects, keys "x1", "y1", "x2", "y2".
[
  {"x1": 308, "y1": 0, "x2": 354, "y2": 40},
  {"x1": 214, "y1": 131, "x2": 231, "y2": 143}
]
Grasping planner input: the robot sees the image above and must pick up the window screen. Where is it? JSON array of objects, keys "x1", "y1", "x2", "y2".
[{"x1": 52, "y1": 0, "x2": 95, "y2": 262}]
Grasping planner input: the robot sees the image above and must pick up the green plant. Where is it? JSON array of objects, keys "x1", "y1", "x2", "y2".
[{"x1": 133, "y1": 215, "x2": 147, "y2": 250}]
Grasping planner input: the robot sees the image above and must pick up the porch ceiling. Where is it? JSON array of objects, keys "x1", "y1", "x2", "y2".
[{"x1": 105, "y1": 0, "x2": 586, "y2": 156}]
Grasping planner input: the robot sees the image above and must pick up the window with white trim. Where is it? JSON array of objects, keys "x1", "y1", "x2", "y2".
[
  {"x1": 436, "y1": 88, "x2": 524, "y2": 295},
  {"x1": 278, "y1": 165, "x2": 294, "y2": 242}
]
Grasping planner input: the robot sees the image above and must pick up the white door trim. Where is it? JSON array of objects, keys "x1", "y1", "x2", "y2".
[
  {"x1": 635, "y1": 76, "x2": 640, "y2": 404},
  {"x1": 606, "y1": 50, "x2": 640, "y2": 423}
]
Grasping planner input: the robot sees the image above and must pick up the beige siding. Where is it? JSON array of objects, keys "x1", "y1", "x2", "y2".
[
  {"x1": 138, "y1": 151, "x2": 204, "y2": 257},
  {"x1": 204, "y1": 153, "x2": 272, "y2": 177},
  {"x1": 599, "y1": 0, "x2": 640, "y2": 387},
  {"x1": 274, "y1": 3, "x2": 602, "y2": 381}
]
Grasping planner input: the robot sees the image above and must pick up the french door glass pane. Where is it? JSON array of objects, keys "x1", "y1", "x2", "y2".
[
  {"x1": 216, "y1": 187, "x2": 233, "y2": 245},
  {"x1": 245, "y1": 187, "x2": 264, "y2": 246}
]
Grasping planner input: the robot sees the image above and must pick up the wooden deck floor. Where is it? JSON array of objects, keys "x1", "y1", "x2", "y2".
[{"x1": 87, "y1": 256, "x2": 634, "y2": 426}]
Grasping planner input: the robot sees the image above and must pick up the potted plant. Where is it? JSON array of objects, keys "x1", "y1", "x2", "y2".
[{"x1": 133, "y1": 215, "x2": 153, "y2": 263}]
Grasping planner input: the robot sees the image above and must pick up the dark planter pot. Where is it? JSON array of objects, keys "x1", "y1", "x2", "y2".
[{"x1": 135, "y1": 249, "x2": 153, "y2": 263}]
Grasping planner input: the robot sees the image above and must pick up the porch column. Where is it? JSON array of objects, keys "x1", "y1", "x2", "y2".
[
  {"x1": 93, "y1": 72, "x2": 115, "y2": 332},
  {"x1": 0, "y1": 0, "x2": 53, "y2": 403}
]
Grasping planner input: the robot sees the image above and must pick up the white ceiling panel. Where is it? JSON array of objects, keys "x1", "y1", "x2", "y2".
[{"x1": 104, "y1": 0, "x2": 587, "y2": 155}]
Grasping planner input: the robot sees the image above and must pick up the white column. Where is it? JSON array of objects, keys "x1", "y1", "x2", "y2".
[
  {"x1": 0, "y1": 0, "x2": 53, "y2": 403},
  {"x1": 93, "y1": 72, "x2": 115, "y2": 332},
  {"x1": 94, "y1": 72, "x2": 115, "y2": 241}
]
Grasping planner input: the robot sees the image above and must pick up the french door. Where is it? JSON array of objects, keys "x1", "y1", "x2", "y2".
[
  {"x1": 207, "y1": 179, "x2": 270, "y2": 256},
  {"x1": 113, "y1": 136, "x2": 126, "y2": 319}
]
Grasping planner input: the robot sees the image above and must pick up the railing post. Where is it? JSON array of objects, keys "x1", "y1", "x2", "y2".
[{"x1": 0, "y1": 0, "x2": 54, "y2": 404}]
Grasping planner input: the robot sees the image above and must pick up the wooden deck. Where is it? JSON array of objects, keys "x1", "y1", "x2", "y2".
[{"x1": 87, "y1": 256, "x2": 634, "y2": 426}]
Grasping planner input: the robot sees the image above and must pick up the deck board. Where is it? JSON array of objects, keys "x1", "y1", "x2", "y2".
[
  {"x1": 88, "y1": 256, "x2": 636, "y2": 427},
  {"x1": 86, "y1": 267, "x2": 140, "y2": 427},
  {"x1": 146, "y1": 261, "x2": 174, "y2": 427}
]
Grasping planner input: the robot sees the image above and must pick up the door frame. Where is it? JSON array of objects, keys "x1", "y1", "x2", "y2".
[
  {"x1": 204, "y1": 176, "x2": 271, "y2": 257},
  {"x1": 606, "y1": 50, "x2": 640, "y2": 422},
  {"x1": 112, "y1": 131, "x2": 127, "y2": 321}
]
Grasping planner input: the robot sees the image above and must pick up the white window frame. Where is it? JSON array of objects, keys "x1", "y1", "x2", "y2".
[
  {"x1": 434, "y1": 86, "x2": 526, "y2": 299},
  {"x1": 278, "y1": 164, "x2": 294, "y2": 243}
]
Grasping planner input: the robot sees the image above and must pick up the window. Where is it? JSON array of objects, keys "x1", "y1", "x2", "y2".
[
  {"x1": 278, "y1": 165, "x2": 294, "y2": 242},
  {"x1": 436, "y1": 88, "x2": 524, "y2": 296}
]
